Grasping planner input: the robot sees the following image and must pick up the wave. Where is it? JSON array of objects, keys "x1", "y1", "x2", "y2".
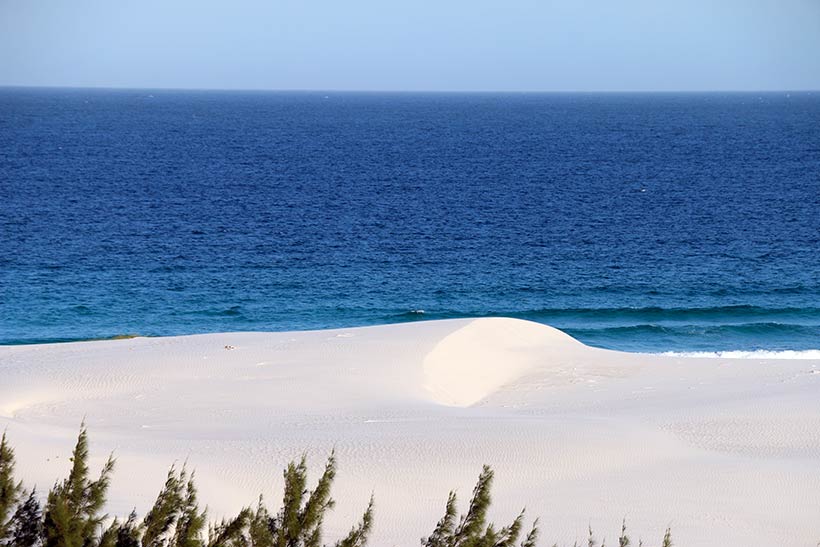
[
  {"x1": 395, "y1": 309, "x2": 426, "y2": 317},
  {"x1": 565, "y1": 322, "x2": 820, "y2": 336},
  {"x1": 383, "y1": 305, "x2": 820, "y2": 352},
  {"x1": 562, "y1": 322, "x2": 820, "y2": 353},
  {"x1": 657, "y1": 349, "x2": 820, "y2": 360},
  {"x1": 2, "y1": 333, "x2": 143, "y2": 346},
  {"x1": 516, "y1": 305, "x2": 820, "y2": 324},
  {"x1": 389, "y1": 305, "x2": 820, "y2": 325},
  {"x1": 174, "y1": 305, "x2": 245, "y2": 317}
]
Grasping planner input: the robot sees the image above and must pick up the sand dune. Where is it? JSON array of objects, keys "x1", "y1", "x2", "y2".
[{"x1": 1, "y1": 318, "x2": 818, "y2": 547}]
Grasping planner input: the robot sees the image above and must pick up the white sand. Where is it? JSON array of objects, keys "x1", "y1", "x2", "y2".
[{"x1": 1, "y1": 318, "x2": 818, "y2": 546}]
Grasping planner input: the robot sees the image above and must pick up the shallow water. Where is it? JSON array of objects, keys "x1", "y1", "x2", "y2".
[{"x1": 1, "y1": 89, "x2": 818, "y2": 352}]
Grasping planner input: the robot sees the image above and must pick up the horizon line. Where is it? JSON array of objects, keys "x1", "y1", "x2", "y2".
[{"x1": 1, "y1": 84, "x2": 818, "y2": 95}]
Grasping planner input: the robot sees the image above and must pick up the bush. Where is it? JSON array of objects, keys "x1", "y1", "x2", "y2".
[{"x1": 421, "y1": 465, "x2": 537, "y2": 547}]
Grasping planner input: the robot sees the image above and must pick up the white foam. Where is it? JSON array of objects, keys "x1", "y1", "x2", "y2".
[{"x1": 658, "y1": 349, "x2": 820, "y2": 360}]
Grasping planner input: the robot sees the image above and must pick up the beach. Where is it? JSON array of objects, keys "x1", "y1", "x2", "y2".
[{"x1": 1, "y1": 318, "x2": 818, "y2": 547}]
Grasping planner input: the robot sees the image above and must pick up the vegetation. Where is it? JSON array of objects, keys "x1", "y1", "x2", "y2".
[
  {"x1": 0, "y1": 427, "x2": 673, "y2": 547},
  {"x1": 421, "y1": 465, "x2": 537, "y2": 547}
]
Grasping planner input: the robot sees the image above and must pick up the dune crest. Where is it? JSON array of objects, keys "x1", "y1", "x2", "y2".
[{"x1": 422, "y1": 318, "x2": 584, "y2": 406}]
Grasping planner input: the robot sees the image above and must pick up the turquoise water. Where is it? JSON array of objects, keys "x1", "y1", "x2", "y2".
[{"x1": 1, "y1": 89, "x2": 818, "y2": 352}]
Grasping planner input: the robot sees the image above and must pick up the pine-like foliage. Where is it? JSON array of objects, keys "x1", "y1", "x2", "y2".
[
  {"x1": 43, "y1": 423, "x2": 116, "y2": 547},
  {"x1": 0, "y1": 431, "x2": 23, "y2": 543},
  {"x1": 618, "y1": 520, "x2": 629, "y2": 547},
  {"x1": 268, "y1": 452, "x2": 338, "y2": 547},
  {"x1": 140, "y1": 465, "x2": 207, "y2": 547},
  {"x1": 142, "y1": 467, "x2": 186, "y2": 547},
  {"x1": 207, "y1": 508, "x2": 250, "y2": 547},
  {"x1": 8, "y1": 489, "x2": 43, "y2": 547},
  {"x1": 519, "y1": 520, "x2": 538, "y2": 547},
  {"x1": 203, "y1": 452, "x2": 373, "y2": 547},
  {"x1": 587, "y1": 525, "x2": 597, "y2": 547},
  {"x1": 579, "y1": 522, "x2": 675, "y2": 547},
  {"x1": 423, "y1": 492, "x2": 458, "y2": 547},
  {"x1": 100, "y1": 511, "x2": 141, "y2": 547},
  {"x1": 247, "y1": 497, "x2": 274, "y2": 547},
  {"x1": 333, "y1": 495, "x2": 373, "y2": 547},
  {"x1": 171, "y1": 473, "x2": 206, "y2": 547},
  {"x1": 273, "y1": 453, "x2": 335, "y2": 547},
  {"x1": 420, "y1": 465, "x2": 538, "y2": 547}
]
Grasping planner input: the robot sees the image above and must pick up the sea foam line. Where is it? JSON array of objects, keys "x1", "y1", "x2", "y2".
[{"x1": 656, "y1": 349, "x2": 820, "y2": 360}]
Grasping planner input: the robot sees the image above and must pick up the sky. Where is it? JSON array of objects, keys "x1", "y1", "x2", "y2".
[{"x1": 1, "y1": 0, "x2": 819, "y2": 92}]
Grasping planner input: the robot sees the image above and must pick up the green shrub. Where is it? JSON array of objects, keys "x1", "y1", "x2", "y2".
[{"x1": 422, "y1": 465, "x2": 537, "y2": 547}]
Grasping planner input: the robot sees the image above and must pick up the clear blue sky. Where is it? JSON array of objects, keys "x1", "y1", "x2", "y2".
[{"x1": 1, "y1": 0, "x2": 819, "y2": 91}]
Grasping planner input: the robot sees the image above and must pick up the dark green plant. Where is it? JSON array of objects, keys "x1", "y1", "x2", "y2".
[
  {"x1": 100, "y1": 511, "x2": 141, "y2": 547},
  {"x1": 207, "y1": 452, "x2": 373, "y2": 547},
  {"x1": 273, "y1": 454, "x2": 334, "y2": 547},
  {"x1": 43, "y1": 423, "x2": 115, "y2": 547},
  {"x1": 618, "y1": 520, "x2": 629, "y2": 547},
  {"x1": 0, "y1": 431, "x2": 24, "y2": 542},
  {"x1": 138, "y1": 465, "x2": 207, "y2": 547},
  {"x1": 142, "y1": 467, "x2": 187, "y2": 547},
  {"x1": 333, "y1": 495, "x2": 373, "y2": 547},
  {"x1": 207, "y1": 507, "x2": 250, "y2": 547},
  {"x1": 171, "y1": 472, "x2": 206, "y2": 547},
  {"x1": 421, "y1": 465, "x2": 538, "y2": 547},
  {"x1": 247, "y1": 497, "x2": 274, "y2": 547},
  {"x1": 8, "y1": 488, "x2": 43, "y2": 547},
  {"x1": 661, "y1": 528, "x2": 672, "y2": 547},
  {"x1": 587, "y1": 525, "x2": 596, "y2": 547}
]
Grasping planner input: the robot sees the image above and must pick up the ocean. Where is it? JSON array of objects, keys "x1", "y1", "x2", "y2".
[{"x1": 1, "y1": 88, "x2": 818, "y2": 353}]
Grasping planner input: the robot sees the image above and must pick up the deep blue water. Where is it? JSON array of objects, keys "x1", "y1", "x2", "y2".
[{"x1": 1, "y1": 88, "x2": 819, "y2": 352}]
